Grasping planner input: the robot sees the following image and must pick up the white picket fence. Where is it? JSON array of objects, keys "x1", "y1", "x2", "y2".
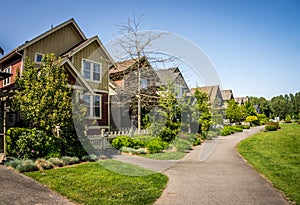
[{"x1": 87, "y1": 129, "x2": 149, "y2": 150}]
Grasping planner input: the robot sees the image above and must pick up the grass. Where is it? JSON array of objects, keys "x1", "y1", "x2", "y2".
[
  {"x1": 237, "y1": 123, "x2": 300, "y2": 204},
  {"x1": 25, "y1": 160, "x2": 168, "y2": 205},
  {"x1": 142, "y1": 151, "x2": 186, "y2": 160}
]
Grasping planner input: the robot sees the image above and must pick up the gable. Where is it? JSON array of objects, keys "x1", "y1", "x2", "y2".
[
  {"x1": 71, "y1": 40, "x2": 112, "y2": 91},
  {"x1": 24, "y1": 23, "x2": 85, "y2": 62}
]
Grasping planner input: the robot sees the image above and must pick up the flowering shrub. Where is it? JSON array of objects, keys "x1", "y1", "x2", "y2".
[{"x1": 6, "y1": 128, "x2": 60, "y2": 159}]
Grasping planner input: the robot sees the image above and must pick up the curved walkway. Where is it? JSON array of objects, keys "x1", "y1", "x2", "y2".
[{"x1": 154, "y1": 126, "x2": 291, "y2": 205}]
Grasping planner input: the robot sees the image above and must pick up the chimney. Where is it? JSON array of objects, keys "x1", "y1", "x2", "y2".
[{"x1": 0, "y1": 47, "x2": 4, "y2": 55}]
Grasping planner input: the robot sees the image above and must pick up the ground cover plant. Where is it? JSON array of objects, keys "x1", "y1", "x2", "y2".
[
  {"x1": 25, "y1": 160, "x2": 168, "y2": 205},
  {"x1": 238, "y1": 123, "x2": 300, "y2": 204}
]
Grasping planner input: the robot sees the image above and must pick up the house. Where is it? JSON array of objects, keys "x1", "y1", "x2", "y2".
[
  {"x1": 0, "y1": 18, "x2": 113, "y2": 135},
  {"x1": 0, "y1": 72, "x2": 13, "y2": 161},
  {"x1": 155, "y1": 67, "x2": 190, "y2": 98},
  {"x1": 221, "y1": 89, "x2": 234, "y2": 108},
  {"x1": 235, "y1": 97, "x2": 249, "y2": 105},
  {"x1": 109, "y1": 56, "x2": 159, "y2": 130},
  {"x1": 191, "y1": 85, "x2": 224, "y2": 109}
]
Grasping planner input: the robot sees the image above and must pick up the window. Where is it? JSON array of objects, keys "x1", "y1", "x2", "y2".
[
  {"x1": 82, "y1": 94, "x2": 102, "y2": 118},
  {"x1": 35, "y1": 53, "x2": 43, "y2": 63},
  {"x1": 140, "y1": 78, "x2": 148, "y2": 89},
  {"x1": 93, "y1": 95, "x2": 101, "y2": 117},
  {"x1": 3, "y1": 66, "x2": 11, "y2": 86},
  {"x1": 82, "y1": 59, "x2": 101, "y2": 82}
]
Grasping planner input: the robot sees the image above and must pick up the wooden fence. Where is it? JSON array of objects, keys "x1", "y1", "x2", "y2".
[{"x1": 86, "y1": 129, "x2": 149, "y2": 150}]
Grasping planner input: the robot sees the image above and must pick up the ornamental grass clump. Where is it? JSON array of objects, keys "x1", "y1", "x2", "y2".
[
  {"x1": 47, "y1": 157, "x2": 64, "y2": 167},
  {"x1": 81, "y1": 154, "x2": 98, "y2": 162},
  {"x1": 35, "y1": 158, "x2": 54, "y2": 170}
]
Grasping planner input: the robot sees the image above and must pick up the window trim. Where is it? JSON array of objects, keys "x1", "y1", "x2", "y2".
[
  {"x1": 81, "y1": 59, "x2": 102, "y2": 83},
  {"x1": 35, "y1": 53, "x2": 43, "y2": 63},
  {"x1": 82, "y1": 93, "x2": 102, "y2": 119},
  {"x1": 3, "y1": 66, "x2": 12, "y2": 86}
]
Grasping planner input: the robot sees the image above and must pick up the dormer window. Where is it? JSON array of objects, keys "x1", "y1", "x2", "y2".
[
  {"x1": 82, "y1": 59, "x2": 101, "y2": 82},
  {"x1": 3, "y1": 66, "x2": 11, "y2": 86},
  {"x1": 35, "y1": 53, "x2": 43, "y2": 63}
]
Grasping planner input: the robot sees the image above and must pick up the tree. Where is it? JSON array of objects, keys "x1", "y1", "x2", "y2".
[
  {"x1": 11, "y1": 54, "x2": 88, "y2": 157},
  {"x1": 225, "y1": 100, "x2": 243, "y2": 123},
  {"x1": 269, "y1": 95, "x2": 289, "y2": 120},
  {"x1": 154, "y1": 83, "x2": 181, "y2": 142},
  {"x1": 192, "y1": 88, "x2": 212, "y2": 137},
  {"x1": 110, "y1": 14, "x2": 169, "y2": 130},
  {"x1": 12, "y1": 54, "x2": 73, "y2": 135}
]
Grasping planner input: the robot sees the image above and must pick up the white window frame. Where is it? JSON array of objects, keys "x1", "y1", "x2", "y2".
[
  {"x1": 3, "y1": 66, "x2": 11, "y2": 86},
  {"x1": 81, "y1": 59, "x2": 102, "y2": 83},
  {"x1": 82, "y1": 93, "x2": 102, "y2": 119},
  {"x1": 35, "y1": 53, "x2": 43, "y2": 63}
]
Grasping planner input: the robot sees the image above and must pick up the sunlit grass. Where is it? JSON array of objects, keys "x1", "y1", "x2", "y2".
[
  {"x1": 25, "y1": 160, "x2": 168, "y2": 205},
  {"x1": 238, "y1": 123, "x2": 300, "y2": 204}
]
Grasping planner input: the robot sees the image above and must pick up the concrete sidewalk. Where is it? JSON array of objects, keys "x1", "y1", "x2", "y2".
[
  {"x1": 0, "y1": 165, "x2": 74, "y2": 205},
  {"x1": 154, "y1": 126, "x2": 291, "y2": 205}
]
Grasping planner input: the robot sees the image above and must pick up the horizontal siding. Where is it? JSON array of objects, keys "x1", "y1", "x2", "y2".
[
  {"x1": 72, "y1": 42, "x2": 109, "y2": 91},
  {"x1": 0, "y1": 58, "x2": 21, "y2": 88},
  {"x1": 25, "y1": 24, "x2": 83, "y2": 62}
]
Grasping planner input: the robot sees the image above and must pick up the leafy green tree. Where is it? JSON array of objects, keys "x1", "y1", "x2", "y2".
[
  {"x1": 225, "y1": 99, "x2": 243, "y2": 123},
  {"x1": 249, "y1": 96, "x2": 271, "y2": 117},
  {"x1": 243, "y1": 101, "x2": 257, "y2": 117},
  {"x1": 269, "y1": 95, "x2": 289, "y2": 120},
  {"x1": 13, "y1": 54, "x2": 73, "y2": 134},
  {"x1": 11, "y1": 54, "x2": 88, "y2": 157},
  {"x1": 192, "y1": 88, "x2": 212, "y2": 137},
  {"x1": 154, "y1": 83, "x2": 181, "y2": 142}
]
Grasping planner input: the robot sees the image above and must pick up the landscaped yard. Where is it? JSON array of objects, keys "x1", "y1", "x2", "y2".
[
  {"x1": 237, "y1": 123, "x2": 300, "y2": 204},
  {"x1": 25, "y1": 160, "x2": 168, "y2": 205}
]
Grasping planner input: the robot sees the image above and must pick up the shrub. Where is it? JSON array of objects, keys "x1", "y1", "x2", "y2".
[
  {"x1": 81, "y1": 154, "x2": 98, "y2": 162},
  {"x1": 257, "y1": 114, "x2": 268, "y2": 125},
  {"x1": 111, "y1": 136, "x2": 146, "y2": 150},
  {"x1": 171, "y1": 138, "x2": 192, "y2": 152},
  {"x1": 6, "y1": 127, "x2": 60, "y2": 159},
  {"x1": 146, "y1": 138, "x2": 168, "y2": 154},
  {"x1": 120, "y1": 147, "x2": 148, "y2": 155},
  {"x1": 19, "y1": 159, "x2": 38, "y2": 172},
  {"x1": 236, "y1": 125, "x2": 250, "y2": 129},
  {"x1": 285, "y1": 114, "x2": 292, "y2": 123},
  {"x1": 61, "y1": 156, "x2": 74, "y2": 166},
  {"x1": 221, "y1": 126, "x2": 243, "y2": 136},
  {"x1": 5, "y1": 158, "x2": 22, "y2": 169},
  {"x1": 35, "y1": 159, "x2": 54, "y2": 170},
  {"x1": 47, "y1": 157, "x2": 64, "y2": 167},
  {"x1": 245, "y1": 116, "x2": 259, "y2": 126},
  {"x1": 265, "y1": 121, "x2": 280, "y2": 131},
  {"x1": 111, "y1": 136, "x2": 134, "y2": 149}
]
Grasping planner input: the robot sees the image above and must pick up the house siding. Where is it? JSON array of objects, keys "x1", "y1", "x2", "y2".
[
  {"x1": 0, "y1": 56, "x2": 21, "y2": 88},
  {"x1": 72, "y1": 41, "x2": 109, "y2": 91},
  {"x1": 25, "y1": 24, "x2": 83, "y2": 62}
]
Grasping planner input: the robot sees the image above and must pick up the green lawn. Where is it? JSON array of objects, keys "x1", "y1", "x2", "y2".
[
  {"x1": 25, "y1": 160, "x2": 168, "y2": 205},
  {"x1": 238, "y1": 123, "x2": 300, "y2": 204},
  {"x1": 142, "y1": 151, "x2": 186, "y2": 160}
]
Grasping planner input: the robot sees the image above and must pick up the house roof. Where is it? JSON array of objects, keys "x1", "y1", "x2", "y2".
[
  {"x1": 235, "y1": 97, "x2": 249, "y2": 105},
  {"x1": 0, "y1": 18, "x2": 86, "y2": 64},
  {"x1": 221, "y1": 89, "x2": 234, "y2": 101},
  {"x1": 191, "y1": 85, "x2": 221, "y2": 103},
  {"x1": 156, "y1": 67, "x2": 180, "y2": 84},
  {"x1": 109, "y1": 57, "x2": 145, "y2": 74},
  {"x1": 62, "y1": 36, "x2": 114, "y2": 64}
]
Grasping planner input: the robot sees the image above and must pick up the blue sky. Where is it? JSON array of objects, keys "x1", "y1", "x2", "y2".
[{"x1": 1, "y1": 0, "x2": 299, "y2": 99}]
